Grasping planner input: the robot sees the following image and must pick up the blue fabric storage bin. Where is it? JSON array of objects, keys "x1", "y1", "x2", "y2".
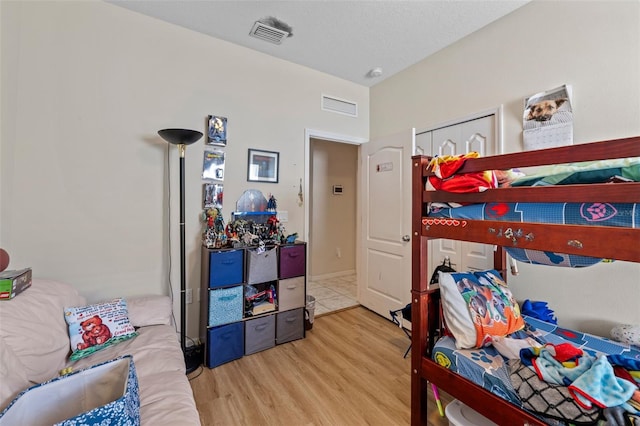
[
  {"x1": 208, "y1": 285, "x2": 243, "y2": 327},
  {"x1": 209, "y1": 249, "x2": 244, "y2": 288},
  {"x1": 207, "y1": 322, "x2": 244, "y2": 368}
]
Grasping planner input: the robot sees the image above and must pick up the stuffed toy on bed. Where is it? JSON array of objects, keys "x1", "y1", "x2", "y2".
[{"x1": 611, "y1": 324, "x2": 640, "y2": 347}]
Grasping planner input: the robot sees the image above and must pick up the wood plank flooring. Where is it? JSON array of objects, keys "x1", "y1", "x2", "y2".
[{"x1": 189, "y1": 306, "x2": 452, "y2": 426}]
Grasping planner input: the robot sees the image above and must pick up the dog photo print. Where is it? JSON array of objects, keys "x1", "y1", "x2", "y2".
[{"x1": 523, "y1": 84, "x2": 573, "y2": 151}]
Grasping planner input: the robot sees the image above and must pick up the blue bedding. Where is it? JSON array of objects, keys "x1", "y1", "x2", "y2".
[
  {"x1": 429, "y1": 202, "x2": 638, "y2": 228},
  {"x1": 432, "y1": 316, "x2": 640, "y2": 419},
  {"x1": 429, "y1": 203, "x2": 638, "y2": 266}
]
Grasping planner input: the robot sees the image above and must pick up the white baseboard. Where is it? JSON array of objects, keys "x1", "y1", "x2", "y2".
[{"x1": 309, "y1": 269, "x2": 356, "y2": 282}]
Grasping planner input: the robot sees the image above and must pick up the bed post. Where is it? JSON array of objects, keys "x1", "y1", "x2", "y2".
[{"x1": 411, "y1": 156, "x2": 429, "y2": 426}]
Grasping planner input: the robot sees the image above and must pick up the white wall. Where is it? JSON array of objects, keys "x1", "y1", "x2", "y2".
[
  {"x1": 0, "y1": 0, "x2": 368, "y2": 340},
  {"x1": 370, "y1": 1, "x2": 640, "y2": 335},
  {"x1": 309, "y1": 139, "x2": 357, "y2": 279}
]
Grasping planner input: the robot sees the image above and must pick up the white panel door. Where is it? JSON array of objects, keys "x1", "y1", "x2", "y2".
[
  {"x1": 429, "y1": 115, "x2": 497, "y2": 273},
  {"x1": 358, "y1": 130, "x2": 413, "y2": 318}
]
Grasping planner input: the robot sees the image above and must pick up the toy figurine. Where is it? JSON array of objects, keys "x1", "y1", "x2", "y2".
[
  {"x1": 266, "y1": 194, "x2": 277, "y2": 212},
  {"x1": 202, "y1": 207, "x2": 227, "y2": 248}
]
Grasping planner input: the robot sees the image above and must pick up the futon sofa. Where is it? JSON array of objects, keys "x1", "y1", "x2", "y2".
[{"x1": 0, "y1": 279, "x2": 201, "y2": 425}]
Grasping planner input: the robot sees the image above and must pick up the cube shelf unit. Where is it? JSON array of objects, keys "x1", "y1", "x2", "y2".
[{"x1": 199, "y1": 242, "x2": 307, "y2": 368}]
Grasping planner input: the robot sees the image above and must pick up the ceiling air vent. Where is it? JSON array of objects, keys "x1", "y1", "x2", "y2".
[
  {"x1": 249, "y1": 21, "x2": 290, "y2": 45},
  {"x1": 321, "y1": 95, "x2": 358, "y2": 117}
]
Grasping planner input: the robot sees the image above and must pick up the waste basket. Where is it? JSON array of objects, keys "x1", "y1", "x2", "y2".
[{"x1": 305, "y1": 295, "x2": 316, "y2": 330}]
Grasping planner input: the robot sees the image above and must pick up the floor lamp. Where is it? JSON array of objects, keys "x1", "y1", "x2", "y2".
[{"x1": 158, "y1": 128, "x2": 203, "y2": 374}]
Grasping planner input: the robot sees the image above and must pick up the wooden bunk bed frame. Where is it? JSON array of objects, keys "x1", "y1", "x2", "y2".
[{"x1": 410, "y1": 135, "x2": 640, "y2": 426}]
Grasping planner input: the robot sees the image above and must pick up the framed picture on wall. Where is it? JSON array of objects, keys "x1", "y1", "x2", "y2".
[
  {"x1": 206, "y1": 115, "x2": 227, "y2": 146},
  {"x1": 247, "y1": 149, "x2": 279, "y2": 183}
]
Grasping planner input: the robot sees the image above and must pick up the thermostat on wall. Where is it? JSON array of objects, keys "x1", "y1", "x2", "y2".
[{"x1": 333, "y1": 185, "x2": 343, "y2": 195}]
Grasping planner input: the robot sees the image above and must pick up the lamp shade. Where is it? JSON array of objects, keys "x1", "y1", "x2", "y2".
[{"x1": 158, "y1": 129, "x2": 203, "y2": 145}]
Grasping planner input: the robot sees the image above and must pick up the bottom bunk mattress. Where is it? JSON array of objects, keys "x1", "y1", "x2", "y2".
[{"x1": 432, "y1": 316, "x2": 640, "y2": 424}]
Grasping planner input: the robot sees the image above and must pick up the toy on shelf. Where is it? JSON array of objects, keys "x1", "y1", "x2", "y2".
[
  {"x1": 227, "y1": 190, "x2": 287, "y2": 247},
  {"x1": 202, "y1": 207, "x2": 227, "y2": 248}
]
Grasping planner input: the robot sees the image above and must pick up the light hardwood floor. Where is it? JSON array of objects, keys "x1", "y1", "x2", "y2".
[{"x1": 189, "y1": 306, "x2": 452, "y2": 426}]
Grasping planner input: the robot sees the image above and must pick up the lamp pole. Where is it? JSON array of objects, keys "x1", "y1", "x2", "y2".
[
  {"x1": 178, "y1": 143, "x2": 187, "y2": 354},
  {"x1": 157, "y1": 128, "x2": 203, "y2": 374}
]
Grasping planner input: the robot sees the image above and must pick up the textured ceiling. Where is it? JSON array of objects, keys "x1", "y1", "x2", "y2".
[{"x1": 108, "y1": 0, "x2": 529, "y2": 87}]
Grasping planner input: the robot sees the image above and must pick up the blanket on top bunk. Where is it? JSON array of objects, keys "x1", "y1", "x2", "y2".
[
  {"x1": 429, "y1": 202, "x2": 638, "y2": 267},
  {"x1": 433, "y1": 316, "x2": 640, "y2": 425}
]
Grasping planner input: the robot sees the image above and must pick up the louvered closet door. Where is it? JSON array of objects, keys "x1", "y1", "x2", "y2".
[{"x1": 427, "y1": 115, "x2": 497, "y2": 273}]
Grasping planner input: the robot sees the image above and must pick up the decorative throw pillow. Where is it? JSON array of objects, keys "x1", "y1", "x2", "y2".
[
  {"x1": 64, "y1": 299, "x2": 137, "y2": 361},
  {"x1": 439, "y1": 269, "x2": 525, "y2": 349}
]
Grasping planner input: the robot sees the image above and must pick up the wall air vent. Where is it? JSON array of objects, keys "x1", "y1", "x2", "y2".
[
  {"x1": 321, "y1": 95, "x2": 358, "y2": 117},
  {"x1": 249, "y1": 21, "x2": 290, "y2": 45}
]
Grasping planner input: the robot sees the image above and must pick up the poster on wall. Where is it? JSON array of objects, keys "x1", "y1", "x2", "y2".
[
  {"x1": 523, "y1": 84, "x2": 573, "y2": 151},
  {"x1": 203, "y1": 183, "x2": 223, "y2": 209},
  {"x1": 202, "y1": 149, "x2": 225, "y2": 181},
  {"x1": 206, "y1": 115, "x2": 227, "y2": 146}
]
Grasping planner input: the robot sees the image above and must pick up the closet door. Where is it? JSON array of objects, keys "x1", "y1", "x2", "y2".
[{"x1": 428, "y1": 115, "x2": 497, "y2": 273}]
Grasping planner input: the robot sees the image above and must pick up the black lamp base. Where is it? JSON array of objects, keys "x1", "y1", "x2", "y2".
[{"x1": 184, "y1": 345, "x2": 203, "y2": 374}]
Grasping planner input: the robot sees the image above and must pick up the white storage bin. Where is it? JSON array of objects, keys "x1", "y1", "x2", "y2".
[{"x1": 445, "y1": 400, "x2": 497, "y2": 426}]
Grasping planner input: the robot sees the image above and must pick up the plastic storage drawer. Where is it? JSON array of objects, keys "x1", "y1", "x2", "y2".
[
  {"x1": 276, "y1": 308, "x2": 304, "y2": 344},
  {"x1": 279, "y1": 244, "x2": 306, "y2": 279},
  {"x1": 207, "y1": 322, "x2": 244, "y2": 368},
  {"x1": 246, "y1": 246, "x2": 278, "y2": 284},
  {"x1": 208, "y1": 285, "x2": 243, "y2": 327},
  {"x1": 278, "y1": 277, "x2": 305, "y2": 311},
  {"x1": 244, "y1": 315, "x2": 276, "y2": 355},
  {"x1": 209, "y1": 249, "x2": 244, "y2": 288}
]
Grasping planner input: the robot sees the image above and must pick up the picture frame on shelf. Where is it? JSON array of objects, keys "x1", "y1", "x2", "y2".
[
  {"x1": 206, "y1": 115, "x2": 227, "y2": 146},
  {"x1": 247, "y1": 149, "x2": 279, "y2": 183}
]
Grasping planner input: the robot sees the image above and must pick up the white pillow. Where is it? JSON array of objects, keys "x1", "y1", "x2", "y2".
[
  {"x1": 611, "y1": 324, "x2": 640, "y2": 346},
  {"x1": 64, "y1": 298, "x2": 137, "y2": 361},
  {"x1": 126, "y1": 295, "x2": 172, "y2": 327},
  {"x1": 439, "y1": 270, "x2": 524, "y2": 349}
]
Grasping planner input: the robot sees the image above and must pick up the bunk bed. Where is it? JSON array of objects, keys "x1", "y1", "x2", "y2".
[{"x1": 410, "y1": 135, "x2": 640, "y2": 426}]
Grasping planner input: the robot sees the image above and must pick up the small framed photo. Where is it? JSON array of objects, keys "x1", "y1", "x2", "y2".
[
  {"x1": 206, "y1": 115, "x2": 227, "y2": 146},
  {"x1": 247, "y1": 149, "x2": 279, "y2": 183}
]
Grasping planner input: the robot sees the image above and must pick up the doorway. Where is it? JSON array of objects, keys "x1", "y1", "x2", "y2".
[{"x1": 305, "y1": 130, "x2": 365, "y2": 316}]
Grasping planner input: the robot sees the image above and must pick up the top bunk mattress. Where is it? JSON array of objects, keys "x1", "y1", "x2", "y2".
[
  {"x1": 428, "y1": 202, "x2": 638, "y2": 266},
  {"x1": 428, "y1": 202, "x2": 638, "y2": 229}
]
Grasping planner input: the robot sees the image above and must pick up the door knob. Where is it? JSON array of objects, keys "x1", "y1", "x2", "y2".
[{"x1": 402, "y1": 235, "x2": 411, "y2": 242}]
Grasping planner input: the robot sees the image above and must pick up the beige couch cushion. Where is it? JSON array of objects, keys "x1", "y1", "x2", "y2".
[
  {"x1": 0, "y1": 279, "x2": 85, "y2": 385},
  {"x1": 0, "y1": 336, "x2": 29, "y2": 409}
]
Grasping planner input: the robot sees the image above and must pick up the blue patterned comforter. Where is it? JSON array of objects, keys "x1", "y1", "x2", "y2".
[{"x1": 432, "y1": 316, "x2": 640, "y2": 409}]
